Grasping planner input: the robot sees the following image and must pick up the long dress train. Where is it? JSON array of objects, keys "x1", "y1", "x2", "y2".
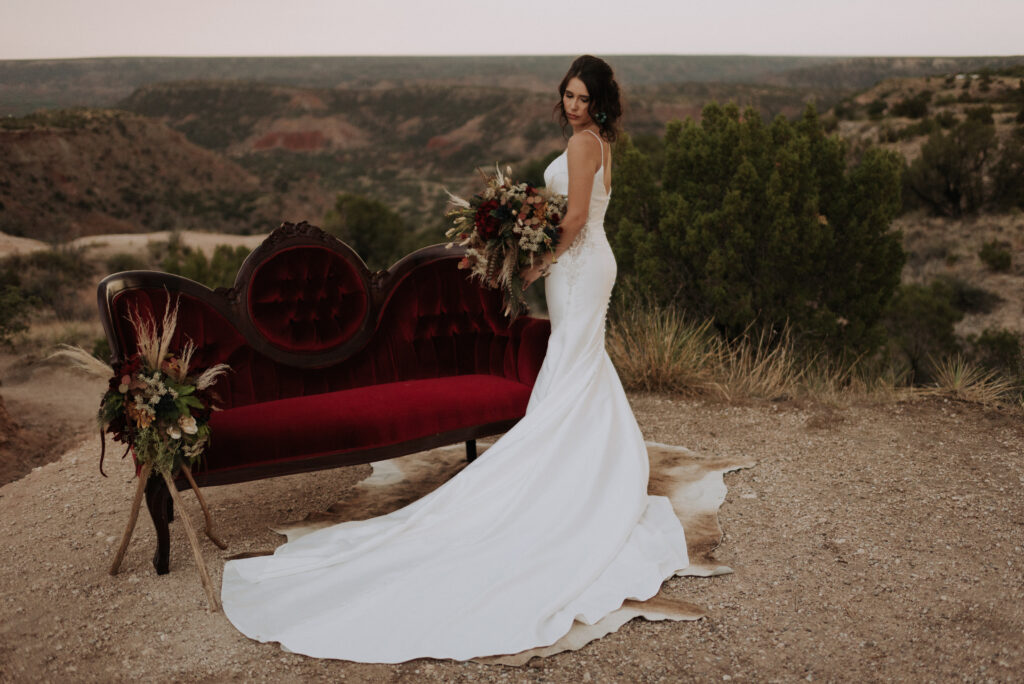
[{"x1": 220, "y1": 129, "x2": 691, "y2": 662}]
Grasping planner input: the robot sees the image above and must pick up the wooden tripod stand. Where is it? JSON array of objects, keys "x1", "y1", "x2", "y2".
[{"x1": 108, "y1": 462, "x2": 227, "y2": 612}]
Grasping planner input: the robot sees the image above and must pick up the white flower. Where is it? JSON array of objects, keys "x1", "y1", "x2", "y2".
[
  {"x1": 179, "y1": 415, "x2": 198, "y2": 435},
  {"x1": 167, "y1": 426, "x2": 182, "y2": 440}
]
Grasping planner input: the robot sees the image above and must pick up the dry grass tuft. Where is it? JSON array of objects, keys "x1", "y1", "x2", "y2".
[
  {"x1": 714, "y1": 325, "x2": 804, "y2": 401},
  {"x1": 921, "y1": 355, "x2": 1021, "y2": 406},
  {"x1": 606, "y1": 297, "x2": 723, "y2": 397},
  {"x1": 11, "y1": 318, "x2": 104, "y2": 357},
  {"x1": 605, "y1": 294, "x2": 1012, "y2": 406},
  {"x1": 607, "y1": 293, "x2": 821, "y2": 401}
]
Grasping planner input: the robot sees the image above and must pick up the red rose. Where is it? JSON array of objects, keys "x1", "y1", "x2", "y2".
[{"x1": 474, "y1": 200, "x2": 501, "y2": 240}]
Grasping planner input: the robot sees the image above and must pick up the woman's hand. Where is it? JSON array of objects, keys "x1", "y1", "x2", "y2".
[{"x1": 520, "y1": 255, "x2": 552, "y2": 290}]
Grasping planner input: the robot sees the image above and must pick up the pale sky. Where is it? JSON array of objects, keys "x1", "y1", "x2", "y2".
[{"x1": 1, "y1": 0, "x2": 1022, "y2": 60}]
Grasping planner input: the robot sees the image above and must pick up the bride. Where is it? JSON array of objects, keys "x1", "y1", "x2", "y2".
[{"x1": 220, "y1": 55, "x2": 690, "y2": 663}]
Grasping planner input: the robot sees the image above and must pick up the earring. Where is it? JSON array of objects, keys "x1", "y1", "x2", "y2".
[{"x1": 594, "y1": 112, "x2": 608, "y2": 124}]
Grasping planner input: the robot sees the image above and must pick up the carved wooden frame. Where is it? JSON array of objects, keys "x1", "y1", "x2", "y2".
[{"x1": 97, "y1": 221, "x2": 496, "y2": 369}]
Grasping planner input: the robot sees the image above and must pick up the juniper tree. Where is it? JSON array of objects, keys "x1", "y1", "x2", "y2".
[{"x1": 606, "y1": 102, "x2": 905, "y2": 354}]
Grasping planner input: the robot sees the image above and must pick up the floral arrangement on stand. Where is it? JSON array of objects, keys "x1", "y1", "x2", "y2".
[
  {"x1": 444, "y1": 164, "x2": 566, "y2": 320},
  {"x1": 55, "y1": 297, "x2": 229, "y2": 612}
]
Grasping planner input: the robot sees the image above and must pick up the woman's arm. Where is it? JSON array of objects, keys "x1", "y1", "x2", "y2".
[{"x1": 521, "y1": 134, "x2": 602, "y2": 288}]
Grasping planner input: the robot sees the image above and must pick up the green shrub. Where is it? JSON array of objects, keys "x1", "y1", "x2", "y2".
[
  {"x1": 934, "y1": 111, "x2": 958, "y2": 128},
  {"x1": 518, "y1": 150, "x2": 563, "y2": 189},
  {"x1": 978, "y1": 240, "x2": 1012, "y2": 272},
  {"x1": 884, "y1": 281, "x2": 963, "y2": 382},
  {"x1": 991, "y1": 131, "x2": 1024, "y2": 210},
  {"x1": 965, "y1": 105, "x2": 995, "y2": 125},
  {"x1": 934, "y1": 275, "x2": 1003, "y2": 314},
  {"x1": 968, "y1": 328, "x2": 1023, "y2": 377},
  {"x1": 867, "y1": 98, "x2": 888, "y2": 120},
  {"x1": 896, "y1": 117, "x2": 939, "y2": 140},
  {"x1": 891, "y1": 92, "x2": 930, "y2": 119},
  {"x1": 322, "y1": 193, "x2": 413, "y2": 271},
  {"x1": 106, "y1": 252, "x2": 147, "y2": 273},
  {"x1": 0, "y1": 285, "x2": 33, "y2": 345},
  {"x1": 0, "y1": 246, "x2": 94, "y2": 321},
  {"x1": 979, "y1": 69, "x2": 993, "y2": 92},
  {"x1": 879, "y1": 123, "x2": 899, "y2": 143},
  {"x1": 833, "y1": 99, "x2": 858, "y2": 120},
  {"x1": 606, "y1": 103, "x2": 905, "y2": 355},
  {"x1": 160, "y1": 244, "x2": 250, "y2": 289},
  {"x1": 905, "y1": 119, "x2": 996, "y2": 217}
]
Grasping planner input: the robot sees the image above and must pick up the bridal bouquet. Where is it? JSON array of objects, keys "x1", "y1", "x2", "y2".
[{"x1": 444, "y1": 164, "x2": 566, "y2": 319}]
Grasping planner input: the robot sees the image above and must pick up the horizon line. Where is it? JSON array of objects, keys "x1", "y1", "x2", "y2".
[{"x1": 4, "y1": 53, "x2": 1024, "y2": 62}]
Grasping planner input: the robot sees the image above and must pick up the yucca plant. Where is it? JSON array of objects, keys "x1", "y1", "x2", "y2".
[{"x1": 926, "y1": 355, "x2": 1020, "y2": 406}]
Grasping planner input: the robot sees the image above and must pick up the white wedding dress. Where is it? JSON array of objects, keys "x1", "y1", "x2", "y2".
[{"x1": 220, "y1": 129, "x2": 690, "y2": 662}]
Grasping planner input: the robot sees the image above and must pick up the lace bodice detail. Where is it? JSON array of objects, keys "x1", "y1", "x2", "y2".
[{"x1": 543, "y1": 129, "x2": 612, "y2": 292}]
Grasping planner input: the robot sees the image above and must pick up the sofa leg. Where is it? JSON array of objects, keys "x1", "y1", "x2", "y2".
[
  {"x1": 466, "y1": 439, "x2": 477, "y2": 463},
  {"x1": 145, "y1": 472, "x2": 173, "y2": 575}
]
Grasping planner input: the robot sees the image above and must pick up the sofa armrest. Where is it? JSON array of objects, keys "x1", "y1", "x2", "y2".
[{"x1": 514, "y1": 317, "x2": 551, "y2": 388}]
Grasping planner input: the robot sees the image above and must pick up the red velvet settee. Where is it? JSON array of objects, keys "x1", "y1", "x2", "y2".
[{"x1": 97, "y1": 222, "x2": 551, "y2": 574}]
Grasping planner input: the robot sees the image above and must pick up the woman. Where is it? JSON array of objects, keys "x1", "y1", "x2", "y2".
[{"x1": 220, "y1": 55, "x2": 690, "y2": 663}]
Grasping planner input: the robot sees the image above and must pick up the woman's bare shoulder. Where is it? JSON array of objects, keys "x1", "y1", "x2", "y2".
[{"x1": 566, "y1": 132, "x2": 602, "y2": 164}]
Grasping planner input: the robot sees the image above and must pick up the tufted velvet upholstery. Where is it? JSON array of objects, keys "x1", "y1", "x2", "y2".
[
  {"x1": 248, "y1": 245, "x2": 368, "y2": 352},
  {"x1": 98, "y1": 225, "x2": 550, "y2": 482}
]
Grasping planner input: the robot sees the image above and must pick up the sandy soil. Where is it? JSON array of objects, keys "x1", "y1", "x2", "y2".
[
  {"x1": 67, "y1": 231, "x2": 269, "y2": 262},
  {"x1": 1, "y1": 390, "x2": 1022, "y2": 682},
  {"x1": 0, "y1": 230, "x2": 268, "y2": 261},
  {"x1": 0, "y1": 232, "x2": 48, "y2": 257},
  {"x1": 0, "y1": 354, "x2": 107, "y2": 486}
]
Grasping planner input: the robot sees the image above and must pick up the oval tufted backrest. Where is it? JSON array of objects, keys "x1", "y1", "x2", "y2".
[{"x1": 247, "y1": 245, "x2": 369, "y2": 352}]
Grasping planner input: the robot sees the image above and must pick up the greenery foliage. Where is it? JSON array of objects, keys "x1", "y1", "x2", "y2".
[
  {"x1": 0, "y1": 285, "x2": 33, "y2": 345},
  {"x1": 965, "y1": 105, "x2": 995, "y2": 125},
  {"x1": 518, "y1": 150, "x2": 563, "y2": 189},
  {"x1": 891, "y1": 91, "x2": 930, "y2": 119},
  {"x1": 884, "y1": 281, "x2": 963, "y2": 382},
  {"x1": 159, "y1": 243, "x2": 251, "y2": 289},
  {"x1": 606, "y1": 102, "x2": 905, "y2": 354},
  {"x1": 106, "y1": 252, "x2": 147, "y2": 273},
  {"x1": 978, "y1": 240, "x2": 1012, "y2": 272},
  {"x1": 322, "y1": 193, "x2": 413, "y2": 271},
  {"x1": 867, "y1": 98, "x2": 888, "y2": 120},
  {"x1": 905, "y1": 118, "x2": 1024, "y2": 215},
  {"x1": 0, "y1": 246, "x2": 94, "y2": 321},
  {"x1": 968, "y1": 328, "x2": 1023, "y2": 380}
]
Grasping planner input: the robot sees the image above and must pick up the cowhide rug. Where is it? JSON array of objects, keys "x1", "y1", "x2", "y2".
[{"x1": 233, "y1": 441, "x2": 754, "y2": 666}]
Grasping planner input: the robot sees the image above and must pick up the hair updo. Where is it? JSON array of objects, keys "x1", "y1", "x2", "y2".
[{"x1": 554, "y1": 55, "x2": 622, "y2": 143}]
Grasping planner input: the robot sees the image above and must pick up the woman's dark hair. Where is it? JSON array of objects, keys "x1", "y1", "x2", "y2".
[{"x1": 554, "y1": 55, "x2": 622, "y2": 142}]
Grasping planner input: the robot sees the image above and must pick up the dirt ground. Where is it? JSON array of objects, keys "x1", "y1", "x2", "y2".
[{"x1": 1, "y1": 382, "x2": 1022, "y2": 682}]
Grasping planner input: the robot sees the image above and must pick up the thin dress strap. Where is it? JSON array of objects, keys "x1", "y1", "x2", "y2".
[
  {"x1": 582, "y1": 128, "x2": 604, "y2": 170},
  {"x1": 582, "y1": 128, "x2": 609, "y2": 194}
]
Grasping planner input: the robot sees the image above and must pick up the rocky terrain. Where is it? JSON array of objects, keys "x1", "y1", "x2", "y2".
[{"x1": 0, "y1": 392, "x2": 1021, "y2": 681}]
